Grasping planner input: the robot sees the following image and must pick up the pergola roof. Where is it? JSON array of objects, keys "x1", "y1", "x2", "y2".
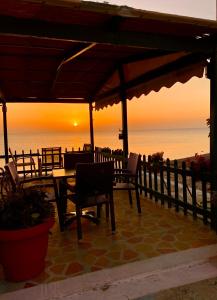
[{"x1": 0, "y1": 0, "x2": 216, "y2": 109}]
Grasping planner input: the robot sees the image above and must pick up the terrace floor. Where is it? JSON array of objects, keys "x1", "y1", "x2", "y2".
[{"x1": 1, "y1": 191, "x2": 217, "y2": 295}]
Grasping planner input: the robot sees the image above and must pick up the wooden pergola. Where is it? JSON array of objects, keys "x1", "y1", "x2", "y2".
[{"x1": 1, "y1": 0, "x2": 217, "y2": 226}]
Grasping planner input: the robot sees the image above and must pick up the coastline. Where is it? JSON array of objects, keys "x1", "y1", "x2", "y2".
[{"x1": 174, "y1": 153, "x2": 209, "y2": 167}]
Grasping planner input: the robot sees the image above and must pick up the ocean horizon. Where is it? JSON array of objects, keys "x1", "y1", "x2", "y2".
[{"x1": 0, "y1": 127, "x2": 209, "y2": 161}]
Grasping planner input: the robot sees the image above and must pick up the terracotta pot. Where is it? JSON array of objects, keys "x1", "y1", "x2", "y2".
[{"x1": 0, "y1": 218, "x2": 54, "y2": 282}]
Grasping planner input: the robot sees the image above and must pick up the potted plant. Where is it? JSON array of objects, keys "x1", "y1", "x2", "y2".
[{"x1": 0, "y1": 188, "x2": 54, "y2": 282}]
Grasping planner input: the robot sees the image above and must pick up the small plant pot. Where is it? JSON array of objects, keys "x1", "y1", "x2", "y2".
[{"x1": 0, "y1": 218, "x2": 54, "y2": 282}]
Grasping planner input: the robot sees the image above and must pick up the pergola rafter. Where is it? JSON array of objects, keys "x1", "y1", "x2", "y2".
[
  {"x1": 51, "y1": 43, "x2": 97, "y2": 93},
  {"x1": 0, "y1": 15, "x2": 213, "y2": 53}
]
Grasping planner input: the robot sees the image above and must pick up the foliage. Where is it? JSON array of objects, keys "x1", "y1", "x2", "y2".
[
  {"x1": 101, "y1": 147, "x2": 112, "y2": 153},
  {"x1": 112, "y1": 149, "x2": 123, "y2": 156},
  {"x1": 148, "y1": 152, "x2": 164, "y2": 171},
  {"x1": 189, "y1": 153, "x2": 210, "y2": 180},
  {"x1": 150, "y1": 152, "x2": 164, "y2": 163},
  {"x1": 0, "y1": 189, "x2": 54, "y2": 230}
]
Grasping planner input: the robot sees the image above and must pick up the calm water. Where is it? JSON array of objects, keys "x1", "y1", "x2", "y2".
[{"x1": 0, "y1": 127, "x2": 209, "y2": 160}]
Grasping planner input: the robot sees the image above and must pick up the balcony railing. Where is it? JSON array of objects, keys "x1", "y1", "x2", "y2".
[{"x1": 0, "y1": 147, "x2": 213, "y2": 230}]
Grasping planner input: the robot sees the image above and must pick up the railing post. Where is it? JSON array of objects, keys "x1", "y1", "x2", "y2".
[
  {"x1": 208, "y1": 45, "x2": 217, "y2": 230},
  {"x1": 174, "y1": 160, "x2": 179, "y2": 212},
  {"x1": 190, "y1": 162, "x2": 197, "y2": 220},
  {"x1": 182, "y1": 161, "x2": 188, "y2": 215},
  {"x1": 89, "y1": 102, "x2": 94, "y2": 152},
  {"x1": 118, "y1": 65, "x2": 128, "y2": 164},
  {"x1": 166, "y1": 158, "x2": 171, "y2": 208},
  {"x1": 159, "y1": 160, "x2": 164, "y2": 205},
  {"x1": 143, "y1": 155, "x2": 147, "y2": 197},
  {"x1": 2, "y1": 101, "x2": 9, "y2": 163},
  {"x1": 148, "y1": 155, "x2": 153, "y2": 199}
]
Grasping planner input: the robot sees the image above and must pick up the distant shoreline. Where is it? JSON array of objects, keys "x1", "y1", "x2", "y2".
[{"x1": 176, "y1": 153, "x2": 209, "y2": 162}]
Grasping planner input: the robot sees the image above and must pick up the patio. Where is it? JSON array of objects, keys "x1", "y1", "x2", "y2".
[
  {"x1": 1, "y1": 190, "x2": 217, "y2": 295},
  {"x1": 2, "y1": 1, "x2": 217, "y2": 297}
]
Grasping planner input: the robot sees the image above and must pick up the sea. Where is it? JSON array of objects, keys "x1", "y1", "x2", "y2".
[{"x1": 0, "y1": 127, "x2": 209, "y2": 161}]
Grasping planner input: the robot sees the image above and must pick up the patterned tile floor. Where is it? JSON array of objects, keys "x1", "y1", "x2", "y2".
[{"x1": 1, "y1": 191, "x2": 217, "y2": 295}]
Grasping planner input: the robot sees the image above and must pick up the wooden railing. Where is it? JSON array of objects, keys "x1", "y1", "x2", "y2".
[
  {"x1": 0, "y1": 147, "x2": 213, "y2": 228},
  {"x1": 0, "y1": 147, "x2": 83, "y2": 177},
  {"x1": 95, "y1": 148, "x2": 212, "y2": 229}
]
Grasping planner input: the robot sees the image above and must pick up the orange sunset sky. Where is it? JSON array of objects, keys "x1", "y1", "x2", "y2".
[{"x1": 0, "y1": 0, "x2": 214, "y2": 135}]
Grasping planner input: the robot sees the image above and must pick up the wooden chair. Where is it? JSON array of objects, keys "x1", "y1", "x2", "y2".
[
  {"x1": 113, "y1": 152, "x2": 141, "y2": 213},
  {"x1": 83, "y1": 143, "x2": 92, "y2": 152},
  {"x1": 0, "y1": 167, "x2": 12, "y2": 202},
  {"x1": 4, "y1": 161, "x2": 62, "y2": 229},
  {"x1": 40, "y1": 147, "x2": 63, "y2": 175},
  {"x1": 66, "y1": 161, "x2": 115, "y2": 240},
  {"x1": 9, "y1": 147, "x2": 37, "y2": 177}
]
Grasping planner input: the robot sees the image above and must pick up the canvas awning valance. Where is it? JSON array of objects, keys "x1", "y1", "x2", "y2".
[{"x1": 95, "y1": 51, "x2": 207, "y2": 109}]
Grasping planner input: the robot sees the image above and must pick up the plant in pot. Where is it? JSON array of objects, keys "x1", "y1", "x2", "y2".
[{"x1": 0, "y1": 188, "x2": 55, "y2": 282}]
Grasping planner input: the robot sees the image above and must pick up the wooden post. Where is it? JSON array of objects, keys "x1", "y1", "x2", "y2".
[
  {"x1": 209, "y1": 46, "x2": 217, "y2": 230},
  {"x1": 89, "y1": 102, "x2": 94, "y2": 152},
  {"x1": 118, "y1": 65, "x2": 128, "y2": 161},
  {"x1": 2, "y1": 101, "x2": 9, "y2": 163}
]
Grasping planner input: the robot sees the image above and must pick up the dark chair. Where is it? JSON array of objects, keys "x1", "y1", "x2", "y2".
[
  {"x1": 40, "y1": 147, "x2": 63, "y2": 175},
  {"x1": 0, "y1": 167, "x2": 12, "y2": 202},
  {"x1": 113, "y1": 152, "x2": 141, "y2": 213},
  {"x1": 83, "y1": 143, "x2": 92, "y2": 152},
  {"x1": 66, "y1": 161, "x2": 115, "y2": 240},
  {"x1": 9, "y1": 147, "x2": 37, "y2": 177},
  {"x1": 64, "y1": 151, "x2": 94, "y2": 169},
  {"x1": 4, "y1": 161, "x2": 62, "y2": 229}
]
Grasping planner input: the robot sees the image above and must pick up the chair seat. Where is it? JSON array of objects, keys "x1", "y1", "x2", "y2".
[
  {"x1": 114, "y1": 182, "x2": 135, "y2": 190},
  {"x1": 71, "y1": 194, "x2": 109, "y2": 208},
  {"x1": 67, "y1": 178, "x2": 76, "y2": 186},
  {"x1": 66, "y1": 182, "x2": 76, "y2": 193}
]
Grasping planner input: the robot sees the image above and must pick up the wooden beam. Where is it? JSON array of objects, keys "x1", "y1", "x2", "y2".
[
  {"x1": 0, "y1": 16, "x2": 213, "y2": 53},
  {"x1": 52, "y1": 43, "x2": 96, "y2": 92},
  {"x1": 1, "y1": 100, "x2": 9, "y2": 163},
  {"x1": 118, "y1": 65, "x2": 128, "y2": 160},
  {"x1": 89, "y1": 103, "x2": 94, "y2": 151},
  {"x1": 120, "y1": 49, "x2": 174, "y2": 64},
  {"x1": 4, "y1": 97, "x2": 89, "y2": 103},
  {"x1": 209, "y1": 46, "x2": 217, "y2": 230}
]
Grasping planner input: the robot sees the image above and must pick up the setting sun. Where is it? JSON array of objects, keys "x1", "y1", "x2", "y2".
[{"x1": 73, "y1": 121, "x2": 78, "y2": 127}]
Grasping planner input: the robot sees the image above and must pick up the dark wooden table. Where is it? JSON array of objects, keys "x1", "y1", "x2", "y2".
[
  {"x1": 52, "y1": 168, "x2": 76, "y2": 179},
  {"x1": 52, "y1": 168, "x2": 76, "y2": 231}
]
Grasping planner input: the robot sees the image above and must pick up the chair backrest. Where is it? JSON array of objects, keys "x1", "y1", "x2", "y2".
[
  {"x1": 83, "y1": 143, "x2": 92, "y2": 152},
  {"x1": 4, "y1": 161, "x2": 21, "y2": 191},
  {"x1": 75, "y1": 161, "x2": 114, "y2": 199},
  {"x1": 64, "y1": 151, "x2": 94, "y2": 169},
  {"x1": 41, "y1": 147, "x2": 62, "y2": 169},
  {"x1": 8, "y1": 147, "x2": 17, "y2": 165},
  {"x1": 0, "y1": 167, "x2": 13, "y2": 200},
  {"x1": 127, "y1": 152, "x2": 141, "y2": 175}
]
